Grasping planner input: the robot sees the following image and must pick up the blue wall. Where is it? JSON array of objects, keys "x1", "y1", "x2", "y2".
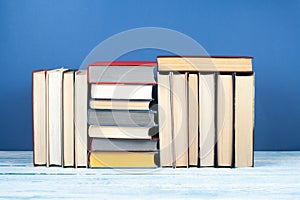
[{"x1": 0, "y1": 0, "x2": 299, "y2": 150}]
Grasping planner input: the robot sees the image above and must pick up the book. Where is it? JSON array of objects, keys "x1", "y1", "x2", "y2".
[
  {"x1": 234, "y1": 72, "x2": 255, "y2": 167},
  {"x1": 173, "y1": 73, "x2": 188, "y2": 167},
  {"x1": 217, "y1": 73, "x2": 233, "y2": 167},
  {"x1": 89, "y1": 138, "x2": 158, "y2": 152},
  {"x1": 199, "y1": 73, "x2": 215, "y2": 167},
  {"x1": 32, "y1": 70, "x2": 47, "y2": 166},
  {"x1": 88, "y1": 125, "x2": 153, "y2": 139},
  {"x1": 89, "y1": 151, "x2": 159, "y2": 168},
  {"x1": 88, "y1": 61, "x2": 157, "y2": 84},
  {"x1": 157, "y1": 73, "x2": 173, "y2": 167},
  {"x1": 75, "y1": 70, "x2": 88, "y2": 167},
  {"x1": 157, "y1": 56, "x2": 252, "y2": 72},
  {"x1": 90, "y1": 84, "x2": 153, "y2": 100},
  {"x1": 88, "y1": 109, "x2": 156, "y2": 127},
  {"x1": 89, "y1": 99, "x2": 152, "y2": 110},
  {"x1": 188, "y1": 73, "x2": 199, "y2": 167},
  {"x1": 63, "y1": 71, "x2": 75, "y2": 167},
  {"x1": 46, "y1": 68, "x2": 68, "y2": 167}
]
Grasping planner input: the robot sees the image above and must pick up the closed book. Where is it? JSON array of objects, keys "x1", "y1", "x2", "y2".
[
  {"x1": 199, "y1": 73, "x2": 215, "y2": 167},
  {"x1": 89, "y1": 152, "x2": 159, "y2": 168},
  {"x1": 217, "y1": 73, "x2": 233, "y2": 167},
  {"x1": 234, "y1": 72, "x2": 255, "y2": 167},
  {"x1": 88, "y1": 125, "x2": 153, "y2": 139},
  {"x1": 157, "y1": 56, "x2": 252, "y2": 72},
  {"x1": 75, "y1": 70, "x2": 88, "y2": 167},
  {"x1": 88, "y1": 109, "x2": 156, "y2": 127},
  {"x1": 63, "y1": 71, "x2": 75, "y2": 167},
  {"x1": 89, "y1": 138, "x2": 158, "y2": 152},
  {"x1": 88, "y1": 61, "x2": 157, "y2": 84},
  {"x1": 157, "y1": 73, "x2": 173, "y2": 167},
  {"x1": 32, "y1": 70, "x2": 47, "y2": 166},
  {"x1": 46, "y1": 68, "x2": 68, "y2": 167},
  {"x1": 89, "y1": 99, "x2": 152, "y2": 110},
  {"x1": 90, "y1": 84, "x2": 153, "y2": 100}
]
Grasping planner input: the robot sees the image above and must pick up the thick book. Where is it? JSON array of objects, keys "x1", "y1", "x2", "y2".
[
  {"x1": 75, "y1": 70, "x2": 88, "y2": 167},
  {"x1": 188, "y1": 73, "x2": 199, "y2": 167},
  {"x1": 234, "y1": 72, "x2": 255, "y2": 167},
  {"x1": 63, "y1": 71, "x2": 75, "y2": 167},
  {"x1": 46, "y1": 68, "x2": 68, "y2": 167},
  {"x1": 88, "y1": 125, "x2": 153, "y2": 139},
  {"x1": 89, "y1": 151, "x2": 159, "y2": 168},
  {"x1": 89, "y1": 99, "x2": 152, "y2": 110},
  {"x1": 199, "y1": 73, "x2": 215, "y2": 167},
  {"x1": 157, "y1": 56, "x2": 252, "y2": 72},
  {"x1": 89, "y1": 138, "x2": 158, "y2": 152},
  {"x1": 217, "y1": 73, "x2": 233, "y2": 167},
  {"x1": 90, "y1": 84, "x2": 153, "y2": 100},
  {"x1": 157, "y1": 73, "x2": 173, "y2": 167},
  {"x1": 88, "y1": 61, "x2": 157, "y2": 84},
  {"x1": 172, "y1": 73, "x2": 188, "y2": 167},
  {"x1": 32, "y1": 70, "x2": 47, "y2": 166},
  {"x1": 88, "y1": 109, "x2": 156, "y2": 127}
]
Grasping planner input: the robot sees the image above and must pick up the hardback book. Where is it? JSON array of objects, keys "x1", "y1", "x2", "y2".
[
  {"x1": 234, "y1": 72, "x2": 255, "y2": 167},
  {"x1": 88, "y1": 109, "x2": 156, "y2": 127},
  {"x1": 199, "y1": 73, "x2": 215, "y2": 167},
  {"x1": 217, "y1": 73, "x2": 233, "y2": 167},
  {"x1": 88, "y1": 61, "x2": 157, "y2": 84},
  {"x1": 157, "y1": 56, "x2": 252, "y2": 72},
  {"x1": 89, "y1": 99, "x2": 152, "y2": 110},
  {"x1": 32, "y1": 70, "x2": 47, "y2": 166},
  {"x1": 75, "y1": 70, "x2": 88, "y2": 167},
  {"x1": 188, "y1": 73, "x2": 199, "y2": 167},
  {"x1": 63, "y1": 71, "x2": 75, "y2": 167},
  {"x1": 46, "y1": 68, "x2": 68, "y2": 167},
  {"x1": 89, "y1": 138, "x2": 158, "y2": 152},
  {"x1": 90, "y1": 84, "x2": 153, "y2": 100},
  {"x1": 172, "y1": 73, "x2": 188, "y2": 167},
  {"x1": 157, "y1": 73, "x2": 173, "y2": 167},
  {"x1": 88, "y1": 125, "x2": 153, "y2": 139},
  {"x1": 89, "y1": 151, "x2": 159, "y2": 168}
]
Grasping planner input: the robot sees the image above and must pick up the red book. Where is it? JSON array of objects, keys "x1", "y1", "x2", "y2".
[{"x1": 87, "y1": 61, "x2": 157, "y2": 84}]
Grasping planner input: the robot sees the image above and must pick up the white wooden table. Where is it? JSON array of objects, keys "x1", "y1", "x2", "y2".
[{"x1": 0, "y1": 151, "x2": 299, "y2": 199}]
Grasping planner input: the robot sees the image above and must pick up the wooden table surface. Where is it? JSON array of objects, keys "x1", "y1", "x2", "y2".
[{"x1": 0, "y1": 151, "x2": 299, "y2": 199}]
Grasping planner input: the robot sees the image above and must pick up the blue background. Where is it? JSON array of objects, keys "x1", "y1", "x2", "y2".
[{"x1": 0, "y1": 0, "x2": 299, "y2": 150}]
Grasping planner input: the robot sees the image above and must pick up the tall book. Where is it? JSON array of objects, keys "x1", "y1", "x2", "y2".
[
  {"x1": 217, "y1": 73, "x2": 233, "y2": 167},
  {"x1": 199, "y1": 73, "x2": 215, "y2": 167},
  {"x1": 172, "y1": 73, "x2": 188, "y2": 167},
  {"x1": 63, "y1": 71, "x2": 75, "y2": 167},
  {"x1": 188, "y1": 73, "x2": 199, "y2": 167},
  {"x1": 157, "y1": 73, "x2": 173, "y2": 167},
  {"x1": 234, "y1": 72, "x2": 255, "y2": 167},
  {"x1": 46, "y1": 68, "x2": 68, "y2": 167},
  {"x1": 32, "y1": 70, "x2": 47, "y2": 166},
  {"x1": 75, "y1": 70, "x2": 88, "y2": 167}
]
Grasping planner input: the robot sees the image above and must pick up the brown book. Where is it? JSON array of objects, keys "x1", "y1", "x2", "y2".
[
  {"x1": 32, "y1": 70, "x2": 47, "y2": 166},
  {"x1": 157, "y1": 56, "x2": 252, "y2": 72},
  {"x1": 234, "y1": 72, "x2": 255, "y2": 167},
  {"x1": 217, "y1": 73, "x2": 233, "y2": 167}
]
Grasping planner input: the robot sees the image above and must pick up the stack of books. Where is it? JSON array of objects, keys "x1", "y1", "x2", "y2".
[
  {"x1": 157, "y1": 56, "x2": 255, "y2": 168},
  {"x1": 32, "y1": 69, "x2": 88, "y2": 167},
  {"x1": 87, "y1": 61, "x2": 160, "y2": 168}
]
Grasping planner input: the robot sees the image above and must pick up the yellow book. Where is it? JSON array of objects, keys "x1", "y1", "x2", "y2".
[{"x1": 89, "y1": 152, "x2": 159, "y2": 168}]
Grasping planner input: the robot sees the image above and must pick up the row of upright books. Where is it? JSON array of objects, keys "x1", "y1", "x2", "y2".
[{"x1": 32, "y1": 56, "x2": 255, "y2": 168}]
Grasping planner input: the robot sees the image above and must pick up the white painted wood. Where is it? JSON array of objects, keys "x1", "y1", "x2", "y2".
[{"x1": 0, "y1": 151, "x2": 299, "y2": 199}]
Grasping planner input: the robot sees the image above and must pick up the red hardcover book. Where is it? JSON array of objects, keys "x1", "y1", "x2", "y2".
[{"x1": 87, "y1": 61, "x2": 157, "y2": 84}]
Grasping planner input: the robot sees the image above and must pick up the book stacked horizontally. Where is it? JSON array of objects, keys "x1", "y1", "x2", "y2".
[
  {"x1": 87, "y1": 61, "x2": 160, "y2": 168},
  {"x1": 32, "y1": 69, "x2": 88, "y2": 167},
  {"x1": 157, "y1": 56, "x2": 255, "y2": 168}
]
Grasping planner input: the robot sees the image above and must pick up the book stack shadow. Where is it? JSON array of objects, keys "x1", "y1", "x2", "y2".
[{"x1": 87, "y1": 61, "x2": 160, "y2": 168}]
